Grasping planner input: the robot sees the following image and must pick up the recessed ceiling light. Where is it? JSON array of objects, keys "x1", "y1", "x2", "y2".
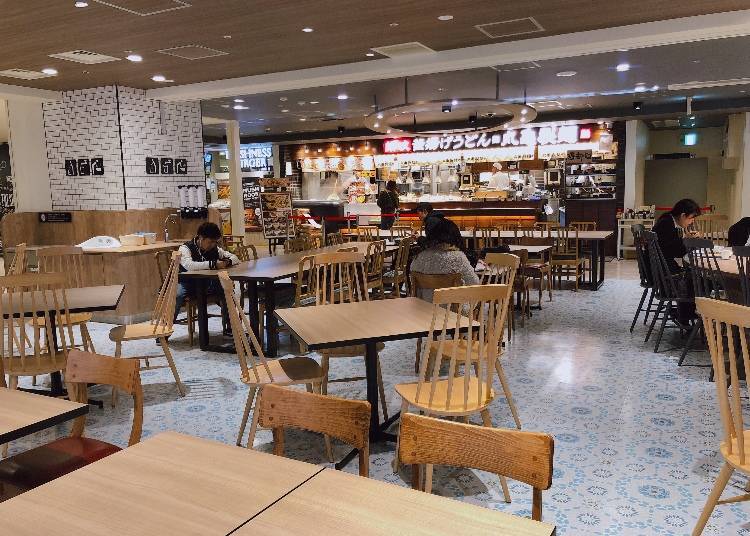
[
  {"x1": 152, "y1": 75, "x2": 166, "y2": 82},
  {"x1": 366, "y1": 52, "x2": 375, "y2": 57},
  {"x1": 126, "y1": 54, "x2": 142, "y2": 62},
  {"x1": 279, "y1": 97, "x2": 287, "y2": 101},
  {"x1": 451, "y1": 99, "x2": 458, "y2": 106},
  {"x1": 223, "y1": 35, "x2": 232, "y2": 39},
  {"x1": 617, "y1": 48, "x2": 628, "y2": 52},
  {"x1": 521, "y1": 109, "x2": 528, "y2": 115},
  {"x1": 437, "y1": 87, "x2": 445, "y2": 92},
  {"x1": 616, "y1": 63, "x2": 630, "y2": 72},
  {"x1": 337, "y1": 94, "x2": 348, "y2": 100},
  {"x1": 233, "y1": 105, "x2": 248, "y2": 110},
  {"x1": 309, "y1": 100, "x2": 319, "y2": 104},
  {"x1": 221, "y1": 105, "x2": 230, "y2": 108},
  {"x1": 634, "y1": 84, "x2": 647, "y2": 93},
  {"x1": 299, "y1": 118, "x2": 306, "y2": 121},
  {"x1": 281, "y1": 109, "x2": 289, "y2": 112},
  {"x1": 389, "y1": 22, "x2": 399, "y2": 27},
  {"x1": 302, "y1": 27, "x2": 314, "y2": 33},
  {"x1": 233, "y1": 98, "x2": 244, "y2": 103},
  {"x1": 74, "y1": 1, "x2": 88, "y2": 7},
  {"x1": 437, "y1": 15, "x2": 453, "y2": 21},
  {"x1": 376, "y1": 113, "x2": 384, "y2": 119},
  {"x1": 373, "y1": 122, "x2": 380, "y2": 128},
  {"x1": 41, "y1": 68, "x2": 58, "y2": 76},
  {"x1": 556, "y1": 71, "x2": 577, "y2": 77},
  {"x1": 692, "y1": 59, "x2": 701, "y2": 64}
]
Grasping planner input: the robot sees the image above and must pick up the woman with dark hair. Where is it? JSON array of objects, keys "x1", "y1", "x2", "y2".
[
  {"x1": 652, "y1": 198, "x2": 701, "y2": 273},
  {"x1": 377, "y1": 180, "x2": 400, "y2": 230},
  {"x1": 410, "y1": 217, "x2": 479, "y2": 302}
]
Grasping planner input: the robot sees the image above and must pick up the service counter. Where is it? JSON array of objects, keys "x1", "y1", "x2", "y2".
[{"x1": 399, "y1": 199, "x2": 543, "y2": 228}]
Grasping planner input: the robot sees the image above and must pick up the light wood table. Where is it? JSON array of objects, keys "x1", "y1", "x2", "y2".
[
  {"x1": 0, "y1": 388, "x2": 88, "y2": 443},
  {"x1": 181, "y1": 241, "x2": 397, "y2": 356},
  {"x1": 238, "y1": 468, "x2": 556, "y2": 536},
  {"x1": 276, "y1": 297, "x2": 473, "y2": 468},
  {"x1": 0, "y1": 432, "x2": 323, "y2": 535},
  {"x1": 507, "y1": 244, "x2": 552, "y2": 255}
]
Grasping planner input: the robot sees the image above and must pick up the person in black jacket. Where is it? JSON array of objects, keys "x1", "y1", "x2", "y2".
[
  {"x1": 728, "y1": 217, "x2": 750, "y2": 247},
  {"x1": 376, "y1": 180, "x2": 400, "y2": 230},
  {"x1": 652, "y1": 198, "x2": 701, "y2": 273}
]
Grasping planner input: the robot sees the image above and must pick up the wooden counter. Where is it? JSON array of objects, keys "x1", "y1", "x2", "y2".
[{"x1": 398, "y1": 199, "x2": 542, "y2": 229}]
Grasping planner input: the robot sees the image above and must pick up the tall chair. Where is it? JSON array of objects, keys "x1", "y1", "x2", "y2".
[
  {"x1": 109, "y1": 251, "x2": 185, "y2": 403},
  {"x1": 364, "y1": 240, "x2": 386, "y2": 299},
  {"x1": 390, "y1": 225, "x2": 412, "y2": 239},
  {"x1": 409, "y1": 271, "x2": 463, "y2": 373},
  {"x1": 217, "y1": 272, "x2": 326, "y2": 450},
  {"x1": 481, "y1": 252, "x2": 521, "y2": 343},
  {"x1": 357, "y1": 225, "x2": 378, "y2": 241},
  {"x1": 680, "y1": 238, "x2": 725, "y2": 365},
  {"x1": 383, "y1": 236, "x2": 414, "y2": 298},
  {"x1": 7, "y1": 243, "x2": 26, "y2": 275},
  {"x1": 518, "y1": 236, "x2": 554, "y2": 305},
  {"x1": 285, "y1": 237, "x2": 309, "y2": 254},
  {"x1": 550, "y1": 227, "x2": 584, "y2": 291},
  {"x1": 533, "y1": 221, "x2": 559, "y2": 234},
  {"x1": 399, "y1": 413, "x2": 553, "y2": 521},
  {"x1": 733, "y1": 246, "x2": 750, "y2": 306},
  {"x1": 0, "y1": 350, "x2": 143, "y2": 502},
  {"x1": 569, "y1": 221, "x2": 597, "y2": 231},
  {"x1": 257, "y1": 384, "x2": 371, "y2": 476},
  {"x1": 476, "y1": 227, "x2": 500, "y2": 251},
  {"x1": 394, "y1": 284, "x2": 514, "y2": 502},
  {"x1": 691, "y1": 298, "x2": 750, "y2": 535},
  {"x1": 312, "y1": 251, "x2": 389, "y2": 422},
  {"x1": 36, "y1": 246, "x2": 96, "y2": 353},
  {"x1": 326, "y1": 232, "x2": 344, "y2": 246},
  {"x1": 630, "y1": 224, "x2": 656, "y2": 332}
]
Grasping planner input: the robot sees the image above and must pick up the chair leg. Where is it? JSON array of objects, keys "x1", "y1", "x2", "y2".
[
  {"x1": 645, "y1": 301, "x2": 664, "y2": 343},
  {"x1": 312, "y1": 382, "x2": 334, "y2": 463},
  {"x1": 630, "y1": 288, "x2": 648, "y2": 333},
  {"x1": 495, "y1": 361, "x2": 521, "y2": 429},
  {"x1": 187, "y1": 302, "x2": 196, "y2": 347},
  {"x1": 653, "y1": 306, "x2": 671, "y2": 353},
  {"x1": 321, "y1": 355, "x2": 330, "y2": 395},
  {"x1": 546, "y1": 269, "x2": 553, "y2": 301},
  {"x1": 237, "y1": 386, "x2": 257, "y2": 446},
  {"x1": 159, "y1": 337, "x2": 186, "y2": 397},
  {"x1": 376, "y1": 358, "x2": 389, "y2": 422},
  {"x1": 246, "y1": 386, "x2": 264, "y2": 449},
  {"x1": 643, "y1": 288, "x2": 655, "y2": 325},
  {"x1": 258, "y1": 304, "x2": 266, "y2": 346},
  {"x1": 678, "y1": 322, "x2": 701, "y2": 366},
  {"x1": 392, "y1": 399, "x2": 409, "y2": 473},
  {"x1": 481, "y1": 408, "x2": 511, "y2": 504},
  {"x1": 414, "y1": 338, "x2": 422, "y2": 374},
  {"x1": 692, "y1": 462, "x2": 733, "y2": 536},
  {"x1": 111, "y1": 341, "x2": 122, "y2": 407},
  {"x1": 2, "y1": 377, "x2": 18, "y2": 457},
  {"x1": 424, "y1": 463, "x2": 434, "y2": 494}
]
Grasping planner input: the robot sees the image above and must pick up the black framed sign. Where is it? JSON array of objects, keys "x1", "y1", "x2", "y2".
[
  {"x1": 146, "y1": 157, "x2": 159, "y2": 174},
  {"x1": 175, "y1": 158, "x2": 187, "y2": 174},
  {"x1": 39, "y1": 212, "x2": 72, "y2": 223},
  {"x1": 160, "y1": 158, "x2": 174, "y2": 175},
  {"x1": 65, "y1": 159, "x2": 78, "y2": 176},
  {"x1": 77, "y1": 158, "x2": 91, "y2": 176},
  {"x1": 91, "y1": 158, "x2": 104, "y2": 175}
]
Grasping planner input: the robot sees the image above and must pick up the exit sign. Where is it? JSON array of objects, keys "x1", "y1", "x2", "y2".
[{"x1": 681, "y1": 132, "x2": 698, "y2": 146}]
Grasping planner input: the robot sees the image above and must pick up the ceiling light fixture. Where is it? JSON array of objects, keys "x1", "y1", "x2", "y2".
[
  {"x1": 634, "y1": 84, "x2": 647, "y2": 93},
  {"x1": 74, "y1": 1, "x2": 88, "y2": 7},
  {"x1": 451, "y1": 99, "x2": 458, "y2": 106},
  {"x1": 223, "y1": 35, "x2": 232, "y2": 39},
  {"x1": 437, "y1": 15, "x2": 453, "y2": 21},
  {"x1": 151, "y1": 74, "x2": 167, "y2": 82},
  {"x1": 389, "y1": 22, "x2": 399, "y2": 27},
  {"x1": 233, "y1": 105, "x2": 248, "y2": 110},
  {"x1": 281, "y1": 109, "x2": 289, "y2": 112},
  {"x1": 616, "y1": 63, "x2": 630, "y2": 72},
  {"x1": 233, "y1": 98, "x2": 244, "y2": 103},
  {"x1": 126, "y1": 54, "x2": 142, "y2": 62},
  {"x1": 337, "y1": 94, "x2": 348, "y2": 100},
  {"x1": 373, "y1": 122, "x2": 380, "y2": 128},
  {"x1": 556, "y1": 71, "x2": 577, "y2": 77},
  {"x1": 299, "y1": 118, "x2": 306, "y2": 121},
  {"x1": 41, "y1": 68, "x2": 58, "y2": 76},
  {"x1": 366, "y1": 52, "x2": 375, "y2": 57},
  {"x1": 302, "y1": 27, "x2": 314, "y2": 33}
]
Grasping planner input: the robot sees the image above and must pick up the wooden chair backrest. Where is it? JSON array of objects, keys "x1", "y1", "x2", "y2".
[
  {"x1": 733, "y1": 246, "x2": 750, "y2": 306},
  {"x1": 222, "y1": 235, "x2": 245, "y2": 251},
  {"x1": 234, "y1": 243, "x2": 258, "y2": 262},
  {"x1": 394, "y1": 236, "x2": 415, "y2": 273},
  {"x1": 696, "y1": 215, "x2": 729, "y2": 245},
  {"x1": 294, "y1": 254, "x2": 316, "y2": 307},
  {"x1": 631, "y1": 224, "x2": 653, "y2": 288},
  {"x1": 697, "y1": 297, "x2": 750, "y2": 464},
  {"x1": 258, "y1": 384, "x2": 371, "y2": 477},
  {"x1": 517, "y1": 227, "x2": 540, "y2": 239},
  {"x1": 285, "y1": 237, "x2": 308, "y2": 254},
  {"x1": 643, "y1": 231, "x2": 678, "y2": 300},
  {"x1": 154, "y1": 250, "x2": 171, "y2": 286},
  {"x1": 66, "y1": 349, "x2": 143, "y2": 446},
  {"x1": 364, "y1": 240, "x2": 386, "y2": 281},
  {"x1": 534, "y1": 221, "x2": 559, "y2": 231},
  {"x1": 311, "y1": 251, "x2": 368, "y2": 305},
  {"x1": 555, "y1": 227, "x2": 579, "y2": 256},
  {"x1": 391, "y1": 225, "x2": 412, "y2": 238},
  {"x1": 398, "y1": 413, "x2": 554, "y2": 521},
  {"x1": 151, "y1": 251, "x2": 180, "y2": 332},
  {"x1": 481, "y1": 253, "x2": 520, "y2": 286},
  {"x1": 8, "y1": 243, "x2": 27, "y2": 275},
  {"x1": 684, "y1": 237, "x2": 725, "y2": 299},
  {"x1": 569, "y1": 221, "x2": 597, "y2": 231},
  {"x1": 357, "y1": 225, "x2": 378, "y2": 241},
  {"x1": 218, "y1": 271, "x2": 277, "y2": 384},
  {"x1": 0, "y1": 272, "x2": 74, "y2": 376},
  {"x1": 409, "y1": 272, "x2": 462, "y2": 301},
  {"x1": 496, "y1": 221, "x2": 520, "y2": 231},
  {"x1": 415, "y1": 284, "x2": 511, "y2": 413},
  {"x1": 37, "y1": 245, "x2": 86, "y2": 288},
  {"x1": 477, "y1": 227, "x2": 500, "y2": 250},
  {"x1": 326, "y1": 232, "x2": 344, "y2": 246}
]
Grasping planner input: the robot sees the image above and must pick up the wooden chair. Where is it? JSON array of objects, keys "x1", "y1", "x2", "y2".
[
  {"x1": 357, "y1": 225, "x2": 378, "y2": 241},
  {"x1": 692, "y1": 298, "x2": 750, "y2": 535},
  {"x1": 0, "y1": 350, "x2": 143, "y2": 502},
  {"x1": 35, "y1": 246, "x2": 96, "y2": 353},
  {"x1": 476, "y1": 227, "x2": 500, "y2": 251},
  {"x1": 7, "y1": 243, "x2": 26, "y2": 275},
  {"x1": 394, "y1": 284, "x2": 515, "y2": 502},
  {"x1": 481, "y1": 252, "x2": 521, "y2": 345},
  {"x1": 383, "y1": 236, "x2": 414, "y2": 298},
  {"x1": 399, "y1": 413, "x2": 553, "y2": 520},
  {"x1": 156, "y1": 249, "x2": 195, "y2": 347},
  {"x1": 516, "y1": 227, "x2": 539, "y2": 239},
  {"x1": 109, "y1": 251, "x2": 185, "y2": 404},
  {"x1": 733, "y1": 246, "x2": 750, "y2": 306},
  {"x1": 311, "y1": 251, "x2": 389, "y2": 423},
  {"x1": 569, "y1": 221, "x2": 597, "y2": 231},
  {"x1": 326, "y1": 232, "x2": 344, "y2": 246},
  {"x1": 533, "y1": 221, "x2": 559, "y2": 237},
  {"x1": 410, "y1": 272, "x2": 463, "y2": 373},
  {"x1": 496, "y1": 221, "x2": 520, "y2": 232},
  {"x1": 257, "y1": 384, "x2": 371, "y2": 476},
  {"x1": 390, "y1": 225, "x2": 412, "y2": 238},
  {"x1": 217, "y1": 272, "x2": 326, "y2": 452},
  {"x1": 508, "y1": 249, "x2": 532, "y2": 327},
  {"x1": 550, "y1": 227, "x2": 585, "y2": 291},
  {"x1": 518, "y1": 237, "x2": 554, "y2": 305},
  {"x1": 630, "y1": 224, "x2": 657, "y2": 332},
  {"x1": 285, "y1": 237, "x2": 309, "y2": 254},
  {"x1": 364, "y1": 240, "x2": 386, "y2": 299}
]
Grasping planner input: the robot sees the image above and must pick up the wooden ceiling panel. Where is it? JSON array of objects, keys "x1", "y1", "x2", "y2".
[{"x1": 1, "y1": 0, "x2": 746, "y2": 91}]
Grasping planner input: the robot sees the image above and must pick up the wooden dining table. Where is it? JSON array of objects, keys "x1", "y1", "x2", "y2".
[
  {"x1": 0, "y1": 431, "x2": 555, "y2": 536},
  {"x1": 0, "y1": 388, "x2": 88, "y2": 444},
  {"x1": 181, "y1": 241, "x2": 397, "y2": 356},
  {"x1": 276, "y1": 297, "x2": 474, "y2": 469}
]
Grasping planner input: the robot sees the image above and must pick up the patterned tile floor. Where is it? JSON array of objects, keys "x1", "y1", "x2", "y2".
[{"x1": 8, "y1": 259, "x2": 748, "y2": 535}]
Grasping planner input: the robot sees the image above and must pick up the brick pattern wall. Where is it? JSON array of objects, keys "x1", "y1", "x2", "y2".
[
  {"x1": 42, "y1": 85, "x2": 204, "y2": 211},
  {"x1": 43, "y1": 86, "x2": 126, "y2": 210}
]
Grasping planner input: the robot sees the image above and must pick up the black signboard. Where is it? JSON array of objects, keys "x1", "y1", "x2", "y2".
[
  {"x1": 77, "y1": 158, "x2": 91, "y2": 176},
  {"x1": 39, "y1": 212, "x2": 72, "y2": 223},
  {"x1": 0, "y1": 143, "x2": 13, "y2": 217},
  {"x1": 146, "y1": 157, "x2": 159, "y2": 174},
  {"x1": 259, "y1": 191, "x2": 294, "y2": 239},
  {"x1": 175, "y1": 158, "x2": 187, "y2": 174},
  {"x1": 65, "y1": 159, "x2": 78, "y2": 176},
  {"x1": 242, "y1": 177, "x2": 262, "y2": 232},
  {"x1": 160, "y1": 158, "x2": 174, "y2": 175},
  {"x1": 91, "y1": 157, "x2": 104, "y2": 175}
]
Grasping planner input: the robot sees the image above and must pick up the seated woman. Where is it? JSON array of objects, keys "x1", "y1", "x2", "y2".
[
  {"x1": 728, "y1": 217, "x2": 750, "y2": 247},
  {"x1": 652, "y1": 198, "x2": 701, "y2": 273},
  {"x1": 177, "y1": 222, "x2": 240, "y2": 335},
  {"x1": 410, "y1": 217, "x2": 479, "y2": 302}
]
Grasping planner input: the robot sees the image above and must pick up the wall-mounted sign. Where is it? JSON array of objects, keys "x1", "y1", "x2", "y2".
[
  {"x1": 300, "y1": 155, "x2": 375, "y2": 172},
  {"x1": 0, "y1": 143, "x2": 13, "y2": 217},
  {"x1": 91, "y1": 158, "x2": 104, "y2": 175},
  {"x1": 260, "y1": 191, "x2": 294, "y2": 239},
  {"x1": 160, "y1": 157, "x2": 174, "y2": 175},
  {"x1": 242, "y1": 177, "x2": 262, "y2": 232},
  {"x1": 565, "y1": 150, "x2": 593, "y2": 164},
  {"x1": 77, "y1": 158, "x2": 91, "y2": 176},
  {"x1": 240, "y1": 144, "x2": 273, "y2": 172},
  {"x1": 146, "y1": 157, "x2": 190, "y2": 175},
  {"x1": 146, "y1": 157, "x2": 159, "y2": 175},
  {"x1": 65, "y1": 157, "x2": 104, "y2": 177},
  {"x1": 39, "y1": 211, "x2": 72, "y2": 223},
  {"x1": 175, "y1": 158, "x2": 188, "y2": 174},
  {"x1": 383, "y1": 138, "x2": 413, "y2": 154}
]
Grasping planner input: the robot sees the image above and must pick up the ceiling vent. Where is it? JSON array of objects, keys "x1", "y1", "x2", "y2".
[
  {"x1": 0, "y1": 68, "x2": 53, "y2": 80},
  {"x1": 476, "y1": 17, "x2": 544, "y2": 39},
  {"x1": 49, "y1": 50, "x2": 121, "y2": 64},
  {"x1": 92, "y1": 0, "x2": 191, "y2": 16},
  {"x1": 157, "y1": 45, "x2": 229, "y2": 60},
  {"x1": 491, "y1": 61, "x2": 541, "y2": 72},
  {"x1": 370, "y1": 42, "x2": 435, "y2": 59}
]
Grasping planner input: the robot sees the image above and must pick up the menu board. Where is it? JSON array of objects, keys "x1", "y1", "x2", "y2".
[
  {"x1": 259, "y1": 191, "x2": 294, "y2": 239},
  {"x1": 242, "y1": 177, "x2": 262, "y2": 232},
  {"x1": 0, "y1": 143, "x2": 14, "y2": 218}
]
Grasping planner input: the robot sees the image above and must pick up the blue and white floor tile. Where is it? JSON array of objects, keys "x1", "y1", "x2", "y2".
[{"x1": 8, "y1": 260, "x2": 748, "y2": 534}]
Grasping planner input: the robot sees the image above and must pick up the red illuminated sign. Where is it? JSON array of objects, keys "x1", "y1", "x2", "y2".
[
  {"x1": 383, "y1": 138, "x2": 413, "y2": 154},
  {"x1": 579, "y1": 127, "x2": 592, "y2": 140}
]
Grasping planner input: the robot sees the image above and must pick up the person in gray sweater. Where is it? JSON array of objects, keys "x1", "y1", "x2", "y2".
[{"x1": 410, "y1": 217, "x2": 479, "y2": 302}]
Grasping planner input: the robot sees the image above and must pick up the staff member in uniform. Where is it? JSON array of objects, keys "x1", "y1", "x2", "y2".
[{"x1": 377, "y1": 180, "x2": 400, "y2": 230}]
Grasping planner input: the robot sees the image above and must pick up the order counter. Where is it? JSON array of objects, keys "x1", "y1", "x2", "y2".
[{"x1": 399, "y1": 199, "x2": 544, "y2": 228}]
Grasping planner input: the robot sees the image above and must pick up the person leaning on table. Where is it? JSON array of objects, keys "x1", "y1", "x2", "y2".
[{"x1": 176, "y1": 222, "x2": 240, "y2": 336}]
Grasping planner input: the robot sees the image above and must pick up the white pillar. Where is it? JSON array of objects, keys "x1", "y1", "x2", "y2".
[
  {"x1": 272, "y1": 143, "x2": 281, "y2": 178},
  {"x1": 624, "y1": 120, "x2": 648, "y2": 210},
  {"x1": 725, "y1": 113, "x2": 750, "y2": 221},
  {"x1": 226, "y1": 120, "x2": 244, "y2": 236},
  {"x1": 741, "y1": 113, "x2": 750, "y2": 218},
  {"x1": 7, "y1": 99, "x2": 52, "y2": 212}
]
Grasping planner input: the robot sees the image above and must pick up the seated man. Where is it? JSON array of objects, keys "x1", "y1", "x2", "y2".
[
  {"x1": 177, "y1": 222, "x2": 240, "y2": 336},
  {"x1": 728, "y1": 217, "x2": 750, "y2": 247}
]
